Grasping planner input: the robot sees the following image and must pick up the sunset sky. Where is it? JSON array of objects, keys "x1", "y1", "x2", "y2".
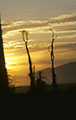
[{"x1": 0, "y1": 0, "x2": 76, "y2": 86}]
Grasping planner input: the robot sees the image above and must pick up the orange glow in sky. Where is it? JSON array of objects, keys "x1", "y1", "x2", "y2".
[{"x1": 0, "y1": 0, "x2": 76, "y2": 87}]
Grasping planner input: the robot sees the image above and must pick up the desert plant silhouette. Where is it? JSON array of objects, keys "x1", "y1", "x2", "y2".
[
  {"x1": 48, "y1": 28, "x2": 57, "y2": 91},
  {"x1": 21, "y1": 30, "x2": 35, "y2": 89},
  {"x1": 0, "y1": 15, "x2": 9, "y2": 92},
  {"x1": 36, "y1": 71, "x2": 46, "y2": 92}
]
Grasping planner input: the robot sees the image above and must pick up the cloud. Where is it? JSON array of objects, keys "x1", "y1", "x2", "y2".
[
  {"x1": 4, "y1": 40, "x2": 24, "y2": 48},
  {"x1": 2, "y1": 12, "x2": 76, "y2": 39},
  {"x1": 2, "y1": 20, "x2": 49, "y2": 35},
  {"x1": 55, "y1": 41, "x2": 76, "y2": 50},
  {"x1": 8, "y1": 62, "x2": 26, "y2": 66},
  {"x1": 2, "y1": 12, "x2": 76, "y2": 60},
  {"x1": 51, "y1": 13, "x2": 76, "y2": 23}
]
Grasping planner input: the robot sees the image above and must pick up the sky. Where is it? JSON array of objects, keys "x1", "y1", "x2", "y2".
[{"x1": 0, "y1": 0, "x2": 76, "y2": 87}]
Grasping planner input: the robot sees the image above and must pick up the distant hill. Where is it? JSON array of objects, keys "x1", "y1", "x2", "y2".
[
  {"x1": 39, "y1": 62, "x2": 76, "y2": 85},
  {"x1": 15, "y1": 62, "x2": 76, "y2": 93}
]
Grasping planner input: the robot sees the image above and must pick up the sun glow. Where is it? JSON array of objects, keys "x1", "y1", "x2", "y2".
[
  {"x1": 6, "y1": 61, "x2": 13, "y2": 70},
  {"x1": 5, "y1": 56, "x2": 16, "y2": 70}
]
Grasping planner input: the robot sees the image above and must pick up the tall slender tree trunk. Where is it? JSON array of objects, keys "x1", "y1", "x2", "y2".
[
  {"x1": 0, "y1": 17, "x2": 8, "y2": 92},
  {"x1": 25, "y1": 42, "x2": 35, "y2": 89},
  {"x1": 51, "y1": 40, "x2": 57, "y2": 90}
]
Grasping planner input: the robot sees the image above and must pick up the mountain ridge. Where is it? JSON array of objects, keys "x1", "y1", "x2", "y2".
[{"x1": 38, "y1": 61, "x2": 76, "y2": 84}]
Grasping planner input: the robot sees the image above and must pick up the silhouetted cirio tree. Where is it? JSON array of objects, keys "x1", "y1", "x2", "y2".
[
  {"x1": 48, "y1": 28, "x2": 57, "y2": 91},
  {"x1": 21, "y1": 30, "x2": 35, "y2": 89}
]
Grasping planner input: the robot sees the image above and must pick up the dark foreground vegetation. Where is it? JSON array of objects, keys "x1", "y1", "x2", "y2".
[{"x1": 0, "y1": 85, "x2": 76, "y2": 120}]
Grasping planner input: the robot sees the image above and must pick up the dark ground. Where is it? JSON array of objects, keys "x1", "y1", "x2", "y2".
[{"x1": 0, "y1": 88, "x2": 76, "y2": 120}]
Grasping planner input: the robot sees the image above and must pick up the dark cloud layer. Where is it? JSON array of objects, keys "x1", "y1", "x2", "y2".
[{"x1": 2, "y1": 13, "x2": 76, "y2": 35}]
